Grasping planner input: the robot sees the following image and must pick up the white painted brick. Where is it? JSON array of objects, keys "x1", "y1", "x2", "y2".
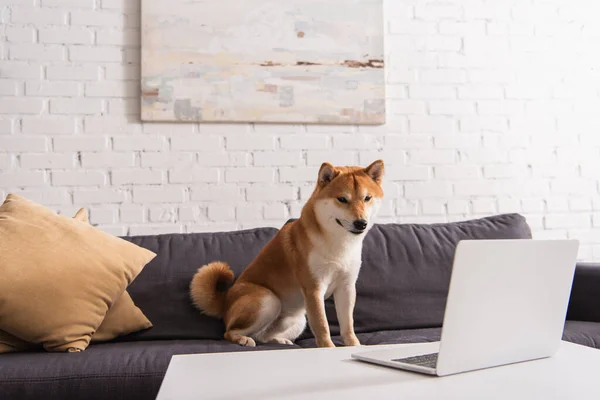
[
  {"x1": 84, "y1": 116, "x2": 140, "y2": 134},
  {"x1": 396, "y1": 199, "x2": 419, "y2": 216},
  {"x1": 0, "y1": 119, "x2": 13, "y2": 134},
  {"x1": 6, "y1": 26, "x2": 35, "y2": 43},
  {"x1": 0, "y1": 80, "x2": 18, "y2": 96},
  {"x1": 142, "y1": 123, "x2": 195, "y2": 135},
  {"x1": 53, "y1": 136, "x2": 107, "y2": 152},
  {"x1": 388, "y1": 100, "x2": 426, "y2": 115},
  {"x1": 52, "y1": 170, "x2": 105, "y2": 186},
  {"x1": 547, "y1": 198, "x2": 569, "y2": 213},
  {"x1": 101, "y1": 0, "x2": 139, "y2": 11},
  {"x1": 0, "y1": 136, "x2": 47, "y2": 152},
  {"x1": 386, "y1": 166, "x2": 431, "y2": 181},
  {"x1": 208, "y1": 204, "x2": 235, "y2": 221},
  {"x1": 22, "y1": 118, "x2": 76, "y2": 135},
  {"x1": 1, "y1": 171, "x2": 46, "y2": 187},
  {"x1": 9, "y1": 44, "x2": 65, "y2": 61},
  {"x1": 483, "y1": 164, "x2": 519, "y2": 179},
  {"x1": 408, "y1": 85, "x2": 455, "y2": 100},
  {"x1": 279, "y1": 167, "x2": 318, "y2": 182},
  {"x1": 477, "y1": 100, "x2": 525, "y2": 115},
  {"x1": 178, "y1": 206, "x2": 200, "y2": 222},
  {"x1": 299, "y1": 185, "x2": 315, "y2": 201},
  {"x1": 468, "y1": 69, "x2": 514, "y2": 84},
  {"x1": 472, "y1": 199, "x2": 496, "y2": 214},
  {"x1": 246, "y1": 185, "x2": 297, "y2": 201},
  {"x1": 133, "y1": 187, "x2": 186, "y2": 204},
  {"x1": 520, "y1": 198, "x2": 545, "y2": 213},
  {"x1": 0, "y1": 154, "x2": 12, "y2": 169},
  {"x1": 235, "y1": 204, "x2": 262, "y2": 220},
  {"x1": 226, "y1": 135, "x2": 275, "y2": 151},
  {"x1": 458, "y1": 85, "x2": 503, "y2": 100},
  {"x1": 405, "y1": 182, "x2": 453, "y2": 199},
  {"x1": 171, "y1": 135, "x2": 222, "y2": 151},
  {"x1": 46, "y1": 65, "x2": 99, "y2": 80},
  {"x1": 389, "y1": 21, "x2": 436, "y2": 35},
  {"x1": 430, "y1": 101, "x2": 476, "y2": 116},
  {"x1": 280, "y1": 135, "x2": 328, "y2": 150},
  {"x1": 263, "y1": 203, "x2": 288, "y2": 220},
  {"x1": 226, "y1": 168, "x2": 274, "y2": 183},
  {"x1": 90, "y1": 207, "x2": 118, "y2": 224},
  {"x1": 82, "y1": 152, "x2": 134, "y2": 168},
  {"x1": 546, "y1": 214, "x2": 591, "y2": 229},
  {"x1": 415, "y1": 36, "x2": 462, "y2": 52},
  {"x1": 18, "y1": 188, "x2": 70, "y2": 205},
  {"x1": 387, "y1": 68, "x2": 419, "y2": 84},
  {"x1": 386, "y1": 134, "x2": 433, "y2": 149},
  {"x1": 105, "y1": 65, "x2": 139, "y2": 80},
  {"x1": 462, "y1": 148, "x2": 509, "y2": 164},
  {"x1": 25, "y1": 81, "x2": 79, "y2": 97},
  {"x1": 113, "y1": 136, "x2": 166, "y2": 151},
  {"x1": 333, "y1": 135, "x2": 378, "y2": 150},
  {"x1": 0, "y1": 98, "x2": 43, "y2": 114},
  {"x1": 149, "y1": 207, "x2": 176, "y2": 223},
  {"x1": 39, "y1": 28, "x2": 93, "y2": 45},
  {"x1": 420, "y1": 69, "x2": 466, "y2": 84},
  {"x1": 11, "y1": 7, "x2": 67, "y2": 25},
  {"x1": 169, "y1": 168, "x2": 219, "y2": 184},
  {"x1": 69, "y1": 46, "x2": 123, "y2": 62},
  {"x1": 50, "y1": 98, "x2": 102, "y2": 115},
  {"x1": 447, "y1": 199, "x2": 470, "y2": 214},
  {"x1": 190, "y1": 185, "x2": 244, "y2": 202},
  {"x1": 421, "y1": 200, "x2": 446, "y2": 215},
  {"x1": 120, "y1": 206, "x2": 145, "y2": 223},
  {"x1": 96, "y1": 29, "x2": 140, "y2": 46},
  {"x1": 306, "y1": 151, "x2": 356, "y2": 166},
  {"x1": 71, "y1": 11, "x2": 124, "y2": 27},
  {"x1": 435, "y1": 165, "x2": 480, "y2": 180},
  {"x1": 415, "y1": 4, "x2": 462, "y2": 20},
  {"x1": 454, "y1": 180, "x2": 502, "y2": 197},
  {"x1": 409, "y1": 149, "x2": 456, "y2": 164},
  {"x1": 254, "y1": 151, "x2": 304, "y2": 166},
  {"x1": 0, "y1": 62, "x2": 42, "y2": 79},
  {"x1": 74, "y1": 188, "x2": 127, "y2": 204},
  {"x1": 439, "y1": 21, "x2": 486, "y2": 35},
  {"x1": 359, "y1": 151, "x2": 406, "y2": 166},
  {"x1": 435, "y1": 134, "x2": 480, "y2": 149},
  {"x1": 108, "y1": 99, "x2": 138, "y2": 115},
  {"x1": 20, "y1": 153, "x2": 75, "y2": 169},
  {"x1": 41, "y1": 0, "x2": 94, "y2": 7},
  {"x1": 497, "y1": 198, "x2": 520, "y2": 213},
  {"x1": 85, "y1": 81, "x2": 138, "y2": 97},
  {"x1": 197, "y1": 152, "x2": 249, "y2": 167},
  {"x1": 111, "y1": 168, "x2": 163, "y2": 185},
  {"x1": 141, "y1": 152, "x2": 194, "y2": 168},
  {"x1": 376, "y1": 199, "x2": 395, "y2": 218},
  {"x1": 550, "y1": 179, "x2": 598, "y2": 195}
]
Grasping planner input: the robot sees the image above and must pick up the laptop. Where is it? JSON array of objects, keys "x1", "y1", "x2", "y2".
[{"x1": 351, "y1": 239, "x2": 579, "y2": 377}]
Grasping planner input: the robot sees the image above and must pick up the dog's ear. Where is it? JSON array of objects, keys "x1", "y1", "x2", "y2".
[
  {"x1": 364, "y1": 159, "x2": 384, "y2": 184},
  {"x1": 73, "y1": 208, "x2": 89, "y2": 223},
  {"x1": 318, "y1": 162, "x2": 339, "y2": 185}
]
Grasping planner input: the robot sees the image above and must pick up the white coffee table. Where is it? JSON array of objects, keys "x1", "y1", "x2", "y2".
[{"x1": 156, "y1": 341, "x2": 600, "y2": 400}]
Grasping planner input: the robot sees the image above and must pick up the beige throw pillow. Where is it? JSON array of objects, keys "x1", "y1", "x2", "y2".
[{"x1": 0, "y1": 194, "x2": 156, "y2": 352}]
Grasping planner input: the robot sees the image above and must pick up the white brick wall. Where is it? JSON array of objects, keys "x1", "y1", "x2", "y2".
[{"x1": 0, "y1": 0, "x2": 599, "y2": 260}]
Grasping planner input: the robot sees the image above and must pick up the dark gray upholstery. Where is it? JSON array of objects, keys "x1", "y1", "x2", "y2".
[{"x1": 1, "y1": 214, "x2": 598, "y2": 400}]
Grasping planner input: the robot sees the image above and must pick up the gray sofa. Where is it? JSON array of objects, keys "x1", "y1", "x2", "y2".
[{"x1": 1, "y1": 213, "x2": 598, "y2": 400}]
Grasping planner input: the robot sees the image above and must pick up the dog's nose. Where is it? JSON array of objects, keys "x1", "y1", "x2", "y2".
[{"x1": 353, "y1": 219, "x2": 368, "y2": 231}]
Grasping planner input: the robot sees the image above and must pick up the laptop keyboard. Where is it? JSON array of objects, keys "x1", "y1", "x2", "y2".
[{"x1": 392, "y1": 352, "x2": 438, "y2": 369}]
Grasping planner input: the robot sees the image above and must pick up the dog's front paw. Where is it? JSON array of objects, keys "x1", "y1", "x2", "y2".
[
  {"x1": 317, "y1": 338, "x2": 336, "y2": 348},
  {"x1": 343, "y1": 334, "x2": 361, "y2": 347}
]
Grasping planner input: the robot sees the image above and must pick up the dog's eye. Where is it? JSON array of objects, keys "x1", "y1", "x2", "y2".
[
  {"x1": 365, "y1": 195, "x2": 372, "y2": 202},
  {"x1": 337, "y1": 197, "x2": 348, "y2": 204}
]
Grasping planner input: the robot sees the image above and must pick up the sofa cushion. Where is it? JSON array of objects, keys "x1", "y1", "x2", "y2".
[
  {"x1": 304, "y1": 213, "x2": 532, "y2": 338},
  {"x1": 0, "y1": 340, "x2": 300, "y2": 400},
  {"x1": 119, "y1": 228, "x2": 279, "y2": 342},
  {"x1": 563, "y1": 320, "x2": 600, "y2": 349},
  {"x1": 296, "y1": 327, "x2": 442, "y2": 348}
]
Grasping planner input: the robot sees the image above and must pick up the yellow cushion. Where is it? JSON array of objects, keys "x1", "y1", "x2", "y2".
[{"x1": 0, "y1": 194, "x2": 156, "y2": 352}]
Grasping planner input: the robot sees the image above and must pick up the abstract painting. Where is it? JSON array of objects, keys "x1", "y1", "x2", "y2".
[{"x1": 141, "y1": 0, "x2": 385, "y2": 124}]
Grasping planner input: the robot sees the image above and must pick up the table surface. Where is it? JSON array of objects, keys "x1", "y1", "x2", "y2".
[{"x1": 156, "y1": 341, "x2": 600, "y2": 400}]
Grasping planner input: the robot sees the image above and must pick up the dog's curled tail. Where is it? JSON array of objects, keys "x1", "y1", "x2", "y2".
[{"x1": 189, "y1": 261, "x2": 235, "y2": 318}]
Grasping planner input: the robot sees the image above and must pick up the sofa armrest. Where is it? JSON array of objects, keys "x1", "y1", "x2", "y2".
[{"x1": 566, "y1": 263, "x2": 600, "y2": 323}]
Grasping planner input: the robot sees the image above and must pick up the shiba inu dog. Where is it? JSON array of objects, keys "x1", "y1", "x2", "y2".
[{"x1": 189, "y1": 160, "x2": 384, "y2": 348}]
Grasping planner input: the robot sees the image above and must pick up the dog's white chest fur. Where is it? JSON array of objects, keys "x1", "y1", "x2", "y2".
[{"x1": 308, "y1": 236, "x2": 363, "y2": 299}]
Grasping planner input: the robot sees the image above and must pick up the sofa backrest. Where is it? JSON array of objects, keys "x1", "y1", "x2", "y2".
[
  {"x1": 121, "y1": 227, "x2": 278, "y2": 341},
  {"x1": 319, "y1": 213, "x2": 533, "y2": 337},
  {"x1": 117, "y1": 213, "x2": 531, "y2": 342}
]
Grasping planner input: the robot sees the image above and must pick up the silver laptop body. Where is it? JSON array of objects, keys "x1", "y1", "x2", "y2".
[{"x1": 351, "y1": 239, "x2": 580, "y2": 376}]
